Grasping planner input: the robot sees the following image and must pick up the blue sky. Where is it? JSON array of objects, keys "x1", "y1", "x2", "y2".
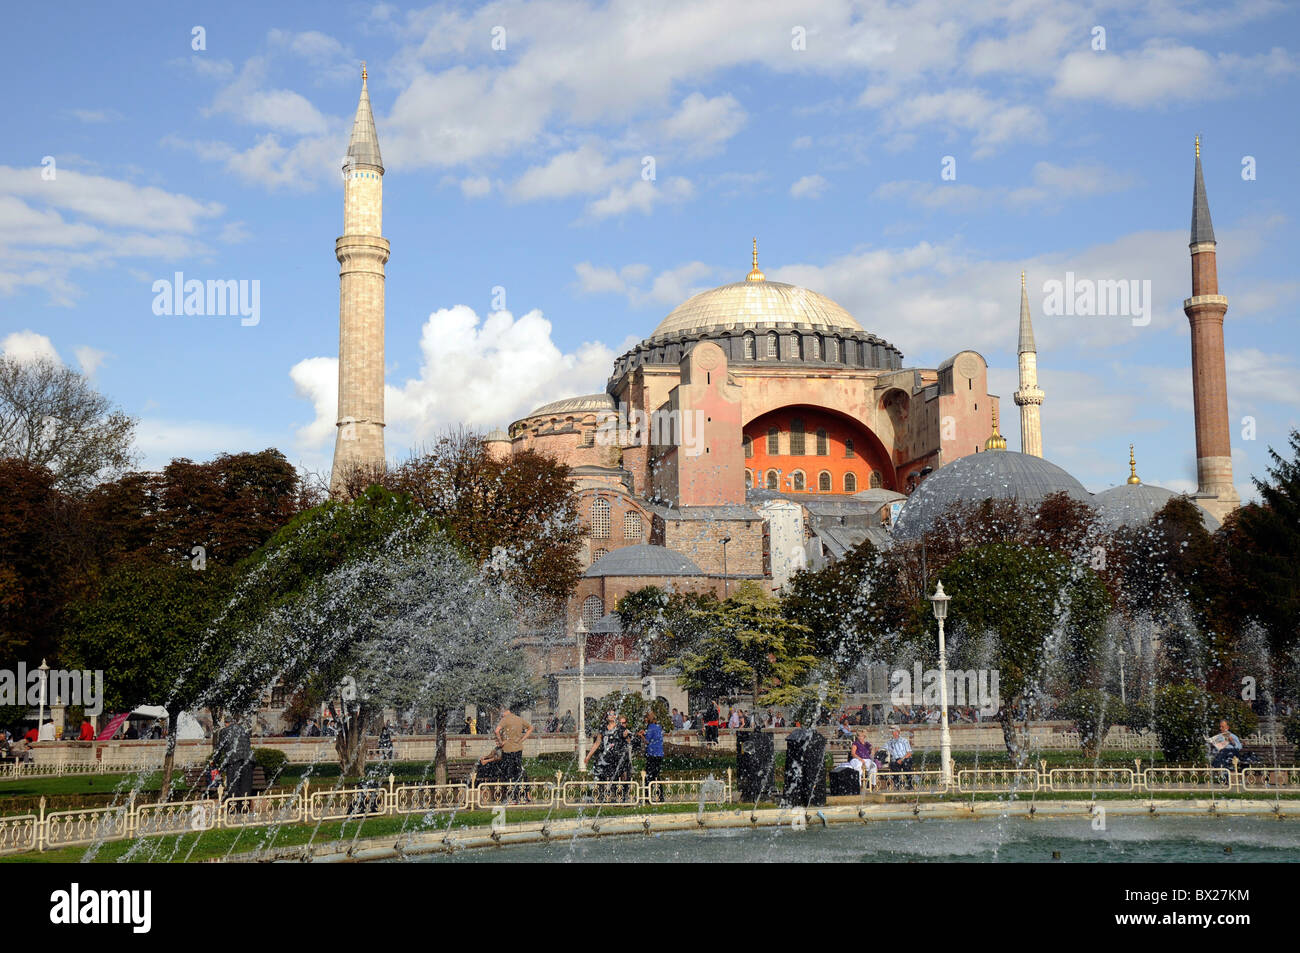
[{"x1": 2, "y1": 0, "x2": 1298, "y2": 496}]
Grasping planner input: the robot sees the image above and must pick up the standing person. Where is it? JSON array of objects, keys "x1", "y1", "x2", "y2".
[
  {"x1": 78, "y1": 718, "x2": 95, "y2": 741},
  {"x1": 584, "y1": 710, "x2": 625, "y2": 785},
  {"x1": 559, "y1": 709, "x2": 575, "y2": 733},
  {"x1": 641, "y1": 710, "x2": 665, "y2": 801},
  {"x1": 704, "y1": 699, "x2": 721, "y2": 745},
  {"x1": 493, "y1": 705, "x2": 534, "y2": 790},
  {"x1": 38, "y1": 719, "x2": 56, "y2": 742},
  {"x1": 671, "y1": 708, "x2": 683, "y2": 730}
]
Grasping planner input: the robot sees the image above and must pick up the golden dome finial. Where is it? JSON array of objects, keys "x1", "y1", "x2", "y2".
[
  {"x1": 746, "y1": 237, "x2": 765, "y2": 282},
  {"x1": 362, "y1": 61, "x2": 368, "y2": 82},
  {"x1": 1127, "y1": 444, "x2": 1141, "y2": 484},
  {"x1": 985, "y1": 402, "x2": 1007, "y2": 451},
  {"x1": 1195, "y1": 134, "x2": 1199, "y2": 159}
]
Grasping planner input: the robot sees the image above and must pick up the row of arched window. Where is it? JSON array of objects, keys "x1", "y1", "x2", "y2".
[
  {"x1": 589, "y1": 498, "x2": 644, "y2": 541},
  {"x1": 746, "y1": 428, "x2": 853, "y2": 458},
  {"x1": 741, "y1": 331, "x2": 845, "y2": 363},
  {"x1": 745, "y1": 469, "x2": 882, "y2": 492}
]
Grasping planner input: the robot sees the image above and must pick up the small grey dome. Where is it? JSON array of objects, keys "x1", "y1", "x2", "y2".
[
  {"x1": 484, "y1": 428, "x2": 510, "y2": 442},
  {"x1": 1094, "y1": 482, "x2": 1220, "y2": 532},
  {"x1": 583, "y1": 544, "x2": 704, "y2": 578},
  {"x1": 892, "y1": 450, "x2": 1092, "y2": 541}
]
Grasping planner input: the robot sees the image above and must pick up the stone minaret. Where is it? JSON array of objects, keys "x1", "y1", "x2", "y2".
[
  {"x1": 1182, "y1": 137, "x2": 1239, "y2": 521},
  {"x1": 331, "y1": 64, "x2": 389, "y2": 495},
  {"x1": 1012, "y1": 270, "x2": 1044, "y2": 458}
]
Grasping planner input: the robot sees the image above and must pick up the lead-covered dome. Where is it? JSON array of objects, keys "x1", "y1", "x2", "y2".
[
  {"x1": 1094, "y1": 482, "x2": 1220, "y2": 532},
  {"x1": 892, "y1": 450, "x2": 1092, "y2": 540},
  {"x1": 650, "y1": 279, "x2": 863, "y2": 340},
  {"x1": 583, "y1": 544, "x2": 703, "y2": 578}
]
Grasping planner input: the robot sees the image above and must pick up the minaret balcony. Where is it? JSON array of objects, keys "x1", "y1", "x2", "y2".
[{"x1": 1182, "y1": 294, "x2": 1228, "y2": 311}]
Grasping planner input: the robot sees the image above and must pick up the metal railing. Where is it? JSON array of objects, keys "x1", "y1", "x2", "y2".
[{"x1": 4, "y1": 761, "x2": 1299, "y2": 857}]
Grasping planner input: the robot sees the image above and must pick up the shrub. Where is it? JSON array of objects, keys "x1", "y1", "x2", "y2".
[
  {"x1": 253, "y1": 747, "x2": 288, "y2": 776},
  {"x1": 1059, "y1": 689, "x2": 1122, "y2": 757},
  {"x1": 1284, "y1": 715, "x2": 1300, "y2": 750},
  {"x1": 1206, "y1": 694, "x2": 1258, "y2": 738},
  {"x1": 1154, "y1": 682, "x2": 1211, "y2": 763}
]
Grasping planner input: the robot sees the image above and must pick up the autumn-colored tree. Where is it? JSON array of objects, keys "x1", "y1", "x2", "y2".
[
  {"x1": 384, "y1": 432, "x2": 584, "y2": 612},
  {"x1": 0, "y1": 459, "x2": 93, "y2": 661}
]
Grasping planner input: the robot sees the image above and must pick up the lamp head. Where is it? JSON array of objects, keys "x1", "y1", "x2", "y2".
[{"x1": 929, "y1": 580, "x2": 951, "y2": 620}]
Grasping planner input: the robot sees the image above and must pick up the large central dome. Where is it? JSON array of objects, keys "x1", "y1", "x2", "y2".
[{"x1": 650, "y1": 278, "x2": 863, "y2": 340}]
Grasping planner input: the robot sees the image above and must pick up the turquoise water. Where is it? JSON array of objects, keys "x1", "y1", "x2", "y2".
[{"x1": 419, "y1": 816, "x2": 1300, "y2": 863}]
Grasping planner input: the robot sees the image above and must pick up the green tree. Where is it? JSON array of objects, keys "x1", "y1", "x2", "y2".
[
  {"x1": 782, "y1": 539, "x2": 910, "y2": 675},
  {"x1": 615, "y1": 586, "x2": 718, "y2": 678},
  {"x1": 62, "y1": 561, "x2": 236, "y2": 797},
  {"x1": 673, "y1": 596, "x2": 819, "y2": 710},
  {"x1": 932, "y1": 542, "x2": 1111, "y2": 764}
]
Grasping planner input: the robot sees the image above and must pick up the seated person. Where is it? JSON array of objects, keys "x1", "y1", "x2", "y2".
[
  {"x1": 1205, "y1": 720, "x2": 1243, "y2": 769},
  {"x1": 849, "y1": 730, "x2": 879, "y2": 788},
  {"x1": 885, "y1": 728, "x2": 914, "y2": 773},
  {"x1": 474, "y1": 746, "x2": 505, "y2": 784}
]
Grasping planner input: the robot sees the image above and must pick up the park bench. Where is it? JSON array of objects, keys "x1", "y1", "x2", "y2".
[{"x1": 181, "y1": 764, "x2": 269, "y2": 798}]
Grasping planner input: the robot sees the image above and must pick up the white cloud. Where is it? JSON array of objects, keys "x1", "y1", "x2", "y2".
[
  {"x1": 1053, "y1": 43, "x2": 1297, "y2": 107},
  {"x1": 586, "y1": 176, "x2": 692, "y2": 220},
  {"x1": 573, "y1": 260, "x2": 715, "y2": 307},
  {"x1": 459, "y1": 175, "x2": 492, "y2": 198},
  {"x1": 790, "y1": 174, "x2": 829, "y2": 199},
  {"x1": 877, "y1": 161, "x2": 1135, "y2": 210},
  {"x1": 658, "y1": 92, "x2": 747, "y2": 157},
  {"x1": 511, "y1": 145, "x2": 633, "y2": 201},
  {"x1": 291, "y1": 305, "x2": 622, "y2": 456},
  {"x1": 75, "y1": 346, "x2": 107, "y2": 376},
  {"x1": 1, "y1": 330, "x2": 60, "y2": 364}
]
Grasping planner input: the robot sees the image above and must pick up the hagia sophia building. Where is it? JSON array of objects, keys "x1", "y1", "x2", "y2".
[{"x1": 329, "y1": 71, "x2": 1240, "y2": 713}]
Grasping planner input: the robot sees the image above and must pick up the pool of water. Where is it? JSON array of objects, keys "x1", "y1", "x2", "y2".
[{"x1": 417, "y1": 815, "x2": 1300, "y2": 863}]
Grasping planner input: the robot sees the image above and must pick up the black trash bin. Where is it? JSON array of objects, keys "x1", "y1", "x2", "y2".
[
  {"x1": 783, "y1": 728, "x2": 827, "y2": 807},
  {"x1": 736, "y1": 729, "x2": 776, "y2": 803}
]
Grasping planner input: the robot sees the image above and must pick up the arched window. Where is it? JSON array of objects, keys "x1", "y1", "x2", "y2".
[
  {"x1": 844, "y1": 472, "x2": 857, "y2": 493},
  {"x1": 745, "y1": 469, "x2": 753, "y2": 489},
  {"x1": 593, "y1": 547, "x2": 609, "y2": 562},
  {"x1": 766, "y1": 470, "x2": 778, "y2": 490},
  {"x1": 743, "y1": 434, "x2": 753, "y2": 458},
  {"x1": 591, "y1": 498, "x2": 610, "y2": 538},
  {"x1": 845, "y1": 439, "x2": 855, "y2": 458},
  {"x1": 766, "y1": 332, "x2": 778, "y2": 358},
  {"x1": 816, "y1": 429, "x2": 829, "y2": 456},
  {"x1": 828, "y1": 338, "x2": 838, "y2": 362},
  {"x1": 789, "y1": 418, "x2": 805, "y2": 455},
  {"x1": 818, "y1": 471, "x2": 832, "y2": 492},
  {"x1": 582, "y1": 595, "x2": 604, "y2": 625},
  {"x1": 623, "y1": 511, "x2": 643, "y2": 541},
  {"x1": 614, "y1": 643, "x2": 625, "y2": 662},
  {"x1": 743, "y1": 333, "x2": 756, "y2": 360},
  {"x1": 795, "y1": 336, "x2": 805, "y2": 360},
  {"x1": 792, "y1": 470, "x2": 806, "y2": 491},
  {"x1": 869, "y1": 470, "x2": 883, "y2": 489},
  {"x1": 767, "y1": 427, "x2": 780, "y2": 454},
  {"x1": 811, "y1": 335, "x2": 822, "y2": 360}
]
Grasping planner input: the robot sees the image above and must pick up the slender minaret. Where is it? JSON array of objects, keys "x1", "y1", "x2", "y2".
[
  {"x1": 331, "y1": 64, "x2": 389, "y2": 494},
  {"x1": 1182, "y1": 137, "x2": 1239, "y2": 521},
  {"x1": 1012, "y1": 270, "x2": 1044, "y2": 457}
]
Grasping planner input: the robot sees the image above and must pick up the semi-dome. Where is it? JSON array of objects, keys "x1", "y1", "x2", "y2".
[
  {"x1": 525, "y1": 393, "x2": 615, "y2": 418},
  {"x1": 651, "y1": 279, "x2": 863, "y2": 340},
  {"x1": 892, "y1": 450, "x2": 1092, "y2": 540},
  {"x1": 1094, "y1": 483, "x2": 1220, "y2": 532},
  {"x1": 583, "y1": 544, "x2": 704, "y2": 578}
]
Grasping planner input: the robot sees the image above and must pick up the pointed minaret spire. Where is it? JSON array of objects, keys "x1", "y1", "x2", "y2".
[
  {"x1": 332, "y1": 67, "x2": 390, "y2": 495},
  {"x1": 1191, "y1": 135, "x2": 1214, "y2": 246},
  {"x1": 1013, "y1": 270, "x2": 1044, "y2": 457},
  {"x1": 1182, "y1": 137, "x2": 1238, "y2": 521},
  {"x1": 345, "y1": 63, "x2": 384, "y2": 172}
]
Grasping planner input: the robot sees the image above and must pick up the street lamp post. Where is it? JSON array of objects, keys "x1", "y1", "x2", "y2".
[
  {"x1": 576, "y1": 618, "x2": 588, "y2": 773},
  {"x1": 1118, "y1": 647, "x2": 1127, "y2": 706},
  {"x1": 721, "y1": 536, "x2": 731, "y2": 597},
  {"x1": 37, "y1": 658, "x2": 50, "y2": 740},
  {"x1": 929, "y1": 582, "x2": 953, "y2": 785}
]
